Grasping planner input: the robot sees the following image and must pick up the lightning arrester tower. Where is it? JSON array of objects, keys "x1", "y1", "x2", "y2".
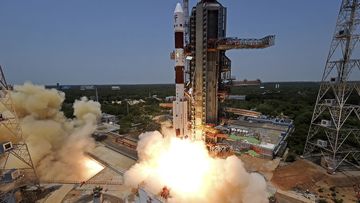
[
  {"x1": 0, "y1": 66, "x2": 39, "y2": 185},
  {"x1": 303, "y1": 0, "x2": 360, "y2": 173}
]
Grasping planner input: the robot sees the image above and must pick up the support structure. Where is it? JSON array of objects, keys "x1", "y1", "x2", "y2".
[
  {"x1": 303, "y1": 0, "x2": 360, "y2": 173},
  {"x1": 0, "y1": 66, "x2": 38, "y2": 184},
  {"x1": 186, "y1": 0, "x2": 274, "y2": 140}
]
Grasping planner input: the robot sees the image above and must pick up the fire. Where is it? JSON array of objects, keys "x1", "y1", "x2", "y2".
[
  {"x1": 125, "y1": 131, "x2": 269, "y2": 203},
  {"x1": 156, "y1": 138, "x2": 211, "y2": 195},
  {"x1": 82, "y1": 157, "x2": 104, "y2": 179}
]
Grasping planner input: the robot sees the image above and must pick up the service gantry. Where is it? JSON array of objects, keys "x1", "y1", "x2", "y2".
[{"x1": 184, "y1": 0, "x2": 274, "y2": 140}]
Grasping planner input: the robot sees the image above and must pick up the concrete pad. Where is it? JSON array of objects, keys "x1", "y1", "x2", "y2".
[{"x1": 90, "y1": 144, "x2": 136, "y2": 173}]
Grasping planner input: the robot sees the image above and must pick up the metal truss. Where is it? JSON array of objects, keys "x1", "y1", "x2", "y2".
[
  {"x1": 303, "y1": 0, "x2": 360, "y2": 173},
  {"x1": 0, "y1": 66, "x2": 39, "y2": 184},
  {"x1": 216, "y1": 35, "x2": 275, "y2": 50}
]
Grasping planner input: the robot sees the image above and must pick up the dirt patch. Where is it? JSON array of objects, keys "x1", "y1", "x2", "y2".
[
  {"x1": 271, "y1": 159, "x2": 325, "y2": 191},
  {"x1": 271, "y1": 159, "x2": 360, "y2": 202}
]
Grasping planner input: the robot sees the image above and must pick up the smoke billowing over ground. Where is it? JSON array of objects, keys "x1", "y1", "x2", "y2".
[
  {"x1": 0, "y1": 83, "x2": 102, "y2": 181},
  {"x1": 125, "y1": 131, "x2": 268, "y2": 203}
]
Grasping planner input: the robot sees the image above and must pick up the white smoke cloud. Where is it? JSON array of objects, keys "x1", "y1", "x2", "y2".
[
  {"x1": 124, "y1": 131, "x2": 268, "y2": 203},
  {"x1": 0, "y1": 83, "x2": 102, "y2": 181},
  {"x1": 73, "y1": 97, "x2": 101, "y2": 125}
]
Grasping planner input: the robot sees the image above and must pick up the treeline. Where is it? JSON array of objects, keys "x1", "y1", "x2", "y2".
[
  {"x1": 60, "y1": 85, "x2": 172, "y2": 134},
  {"x1": 59, "y1": 82, "x2": 329, "y2": 154}
]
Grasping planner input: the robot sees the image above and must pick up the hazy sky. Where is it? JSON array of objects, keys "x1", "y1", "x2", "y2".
[{"x1": 0, "y1": 0, "x2": 341, "y2": 85}]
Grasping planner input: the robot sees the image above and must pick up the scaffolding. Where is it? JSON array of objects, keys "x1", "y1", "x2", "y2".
[
  {"x1": 303, "y1": 0, "x2": 360, "y2": 173},
  {"x1": 0, "y1": 66, "x2": 39, "y2": 202},
  {"x1": 217, "y1": 35, "x2": 275, "y2": 50}
]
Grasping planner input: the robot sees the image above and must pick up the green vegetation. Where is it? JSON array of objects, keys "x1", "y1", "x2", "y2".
[
  {"x1": 246, "y1": 150, "x2": 259, "y2": 157},
  {"x1": 229, "y1": 134, "x2": 260, "y2": 144},
  {"x1": 56, "y1": 82, "x2": 358, "y2": 154},
  {"x1": 116, "y1": 98, "x2": 162, "y2": 134},
  {"x1": 60, "y1": 84, "x2": 174, "y2": 104},
  {"x1": 58, "y1": 85, "x2": 172, "y2": 135}
]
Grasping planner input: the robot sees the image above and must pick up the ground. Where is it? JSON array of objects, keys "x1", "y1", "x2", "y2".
[
  {"x1": 237, "y1": 154, "x2": 360, "y2": 202},
  {"x1": 271, "y1": 159, "x2": 360, "y2": 202},
  {"x1": 38, "y1": 144, "x2": 137, "y2": 203},
  {"x1": 10, "y1": 131, "x2": 360, "y2": 203}
]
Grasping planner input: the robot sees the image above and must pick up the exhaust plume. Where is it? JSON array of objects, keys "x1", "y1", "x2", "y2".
[
  {"x1": 0, "y1": 83, "x2": 102, "y2": 181},
  {"x1": 125, "y1": 131, "x2": 268, "y2": 203}
]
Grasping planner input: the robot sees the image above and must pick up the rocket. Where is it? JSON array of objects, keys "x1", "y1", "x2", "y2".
[{"x1": 173, "y1": 3, "x2": 188, "y2": 138}]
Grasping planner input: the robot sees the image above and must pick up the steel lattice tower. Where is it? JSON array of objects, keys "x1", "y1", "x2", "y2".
[
  {"x1": 303, "y1": 0, "x2": 360, "y2": 173},
  {"x1": 0, "y1": 66, "x2": 38, "y2": 185}
]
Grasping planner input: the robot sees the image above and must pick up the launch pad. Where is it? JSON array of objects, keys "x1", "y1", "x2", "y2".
[{"x1": 3, "y1": 0, "x2": 359, "y2": 202}]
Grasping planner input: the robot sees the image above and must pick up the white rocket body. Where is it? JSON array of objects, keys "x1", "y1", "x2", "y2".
[{"x1": 173, "y1": 3, "x2": 188, "y2": 138}]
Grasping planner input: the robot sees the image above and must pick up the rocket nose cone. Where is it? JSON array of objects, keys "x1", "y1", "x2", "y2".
[{"x1": 174, "y1": 3, "x2": 183, "y2": 13}]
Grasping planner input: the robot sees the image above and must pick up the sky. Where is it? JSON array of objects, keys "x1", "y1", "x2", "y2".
[{"x1": 0, "y1": 0, "x2": 342, "y2": 85}]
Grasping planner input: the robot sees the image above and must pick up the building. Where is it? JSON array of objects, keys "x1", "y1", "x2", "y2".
[
  {"x1": 111, "y1": 86, "x2": 121, "y2": 90},
  {"x1": 101, "y1": 113, "x2": 118, "y2": 124},
  {"x1": 228, "y1": 95, "x2": 246, "y2": 101},
  {"x1": 232, "y1": 79, "x2": 262, "y2": 87},
  {"x1": 165, "y1": 96, "x2": 176, "y2": 102},
  {"x1": 221, "y1": 116, "x2": 294, "y2": 158},
  {"x1": 80, "y1": 85, "x2": 95, "y2": 90}
]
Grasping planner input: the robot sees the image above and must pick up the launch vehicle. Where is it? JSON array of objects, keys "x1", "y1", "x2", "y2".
[{"x1": 172, "y1": 3, "x2": 188, "y2": 138}]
